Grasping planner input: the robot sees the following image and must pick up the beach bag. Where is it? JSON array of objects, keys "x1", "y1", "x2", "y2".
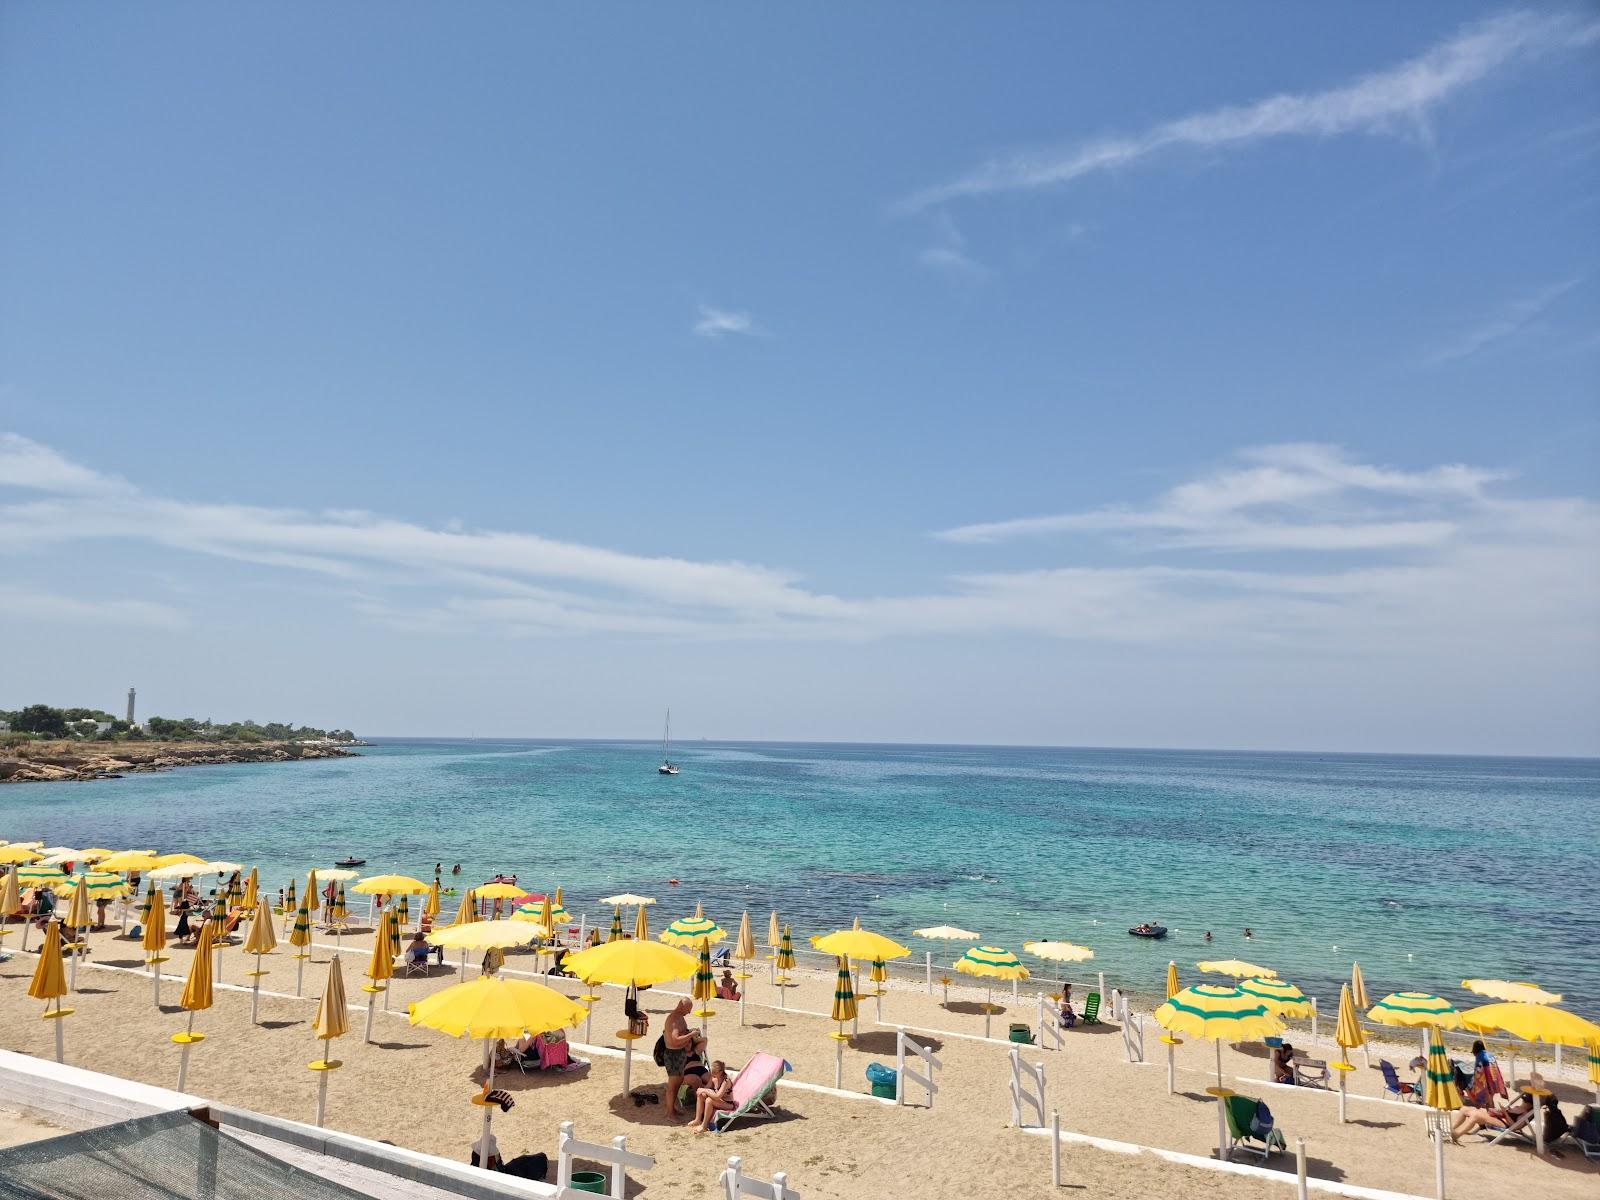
[
  {"x1": 1250, "y1": 1100, "x2": 1275, "y2": 1140},
  {"x1": 652, "y1": 1035, "x2": 666, "y2": 1068}
]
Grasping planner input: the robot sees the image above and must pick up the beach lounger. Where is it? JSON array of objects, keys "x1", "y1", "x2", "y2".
[
  {"x1": 1570, "y1": 1106, "x2": 1599, "y2": 1160},
  {"x1": 1081, "y1": 992, "x2": 1101, "y2": 1025},
  {"x1": 1479, "y1": 1108, "x2": 1535, "y2": 1147},
  {"x1": 1376, "y1": 1060, "x2": 1419, "y2": 1102},
  {"x1": 711, "y1": 1052, "x2": 791, "y2": 1133},
  {"x1": 1224, "y1": 1095, "x2": 1286, "y2": 1162}
]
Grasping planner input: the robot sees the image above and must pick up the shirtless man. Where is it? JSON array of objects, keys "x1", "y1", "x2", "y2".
[{"x1": 662, "y1": 998, "x2": 706, "y2": 1117}]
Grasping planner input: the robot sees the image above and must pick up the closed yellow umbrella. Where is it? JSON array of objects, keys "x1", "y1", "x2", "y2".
[
  {"x1": 424, "y1": 879, "x2": 441, "y2": 918},
  {"x1": 142, "y1": 886, "x2": 169, "y2": 1009},
  {"x1": 409, "y1": 975, "x2": 587, "y2": 1162},
  {"x1": 767, "y1": 911, "x2": 781, "y2": 950},
  {"x1": 1423, "y1": 1025, "x2": 1461, "y2": 1111},
  {"x1": 1350, "y1": 962, "x2": 1370, "y2": 1011},
  {"x1": 826, "y1": 955, "x2": 857, "y2": 1089},
  {"x1": 61, "y1": 875, "x2": 93, "y2": 992},
  {"x1": 242, "y1": 868, "x2": 258, "y2": 911},
  {"x1": 692, "y1": 937, "x2": 717, "y2": 1022},
  {"x1": 361, "y1": 909, "x2": 396, "y2": 1039},
  {"x1": 538, "y1": 894, "x2": 553, "y2": 939},
  {"x1": 634, "y1": 903, "x2": 649, "y2": 941},
  {"x1": 451, "y1": 889, "x2": 479, "y2": 927},
  {"x1": 777, "y1": 925, "x2": 796, "y2": 971},
  {"x1": 1334, "y1": 982, "x2": 1366, "y2": 1060},
  {"x1": 870, "y1": 958, "x2": 887, "y2": 984},
  {"x1": 304, "y1": 869, "x2": 321, "y2": 919},
  {"x1": 310, "y1": 954, "x2": 349, "y2": 1126},
  {"x1": 29, "y1": 919, "x2": 73, "y2": 1063},
  {"x1": 0, "y1": 865, "x2": 20, "y2": 944},
  {"x1": 288, "y1": 889, "x2": 314, "y2": 997},
  {"x1": 1166, "y1": 961, "x2": 1180, "y2": 1001},
  {"x1": 243, "y1": 898, "x2": 277, "y2": 1025},
  {"x1": 174, "y1": 924, "x2": 215, "y2": 1090}
]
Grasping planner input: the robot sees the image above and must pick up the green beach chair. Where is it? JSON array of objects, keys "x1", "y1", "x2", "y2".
[
  {"x1": 1081, "y1": 991, "x2": 1100, "y2": 1025},
  {"x1": 1224, "y1": 1095, "x2": 1286, "y2": 1162}
]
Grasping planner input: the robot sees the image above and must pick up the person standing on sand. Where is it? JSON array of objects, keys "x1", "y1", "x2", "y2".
[{"x1": 662, "y1": 998, "x2": 704, "y2": 1118}]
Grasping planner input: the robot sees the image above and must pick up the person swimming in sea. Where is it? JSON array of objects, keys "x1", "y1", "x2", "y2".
[
  {"x1": 1204, "y1": 931, "x2": 1212, "y2": 942},
  {"x1": 1243, "y1": 927, "x2": 1253, "y2": 939},
  {"x1": 452, "y1": 863, "x2": 461, "y2": 875}
]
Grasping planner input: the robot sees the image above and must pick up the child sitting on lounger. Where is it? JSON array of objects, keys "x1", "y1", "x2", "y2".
[
  {"x1": 716, "y1": 969, "x2": 740, "y2": 1000},
  {"x1": 687, "y1": 1060, "x2": 736, "y2": 1132}
]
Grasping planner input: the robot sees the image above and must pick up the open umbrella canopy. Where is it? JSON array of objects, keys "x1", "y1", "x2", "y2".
[
  {"x1": 1461, "y1": 979, "x2": 1563, "y2": 1005},
  {"x1": 915, "y1": 925, "x2": 981, "y2": 941},
  {"x1": 1368, "y1": 992, "x2": 1464, "y2": 1029},
  {"x1": 146, "y1": 863, "x2": 205, "y2": 881},
  {"x1": 1156, "y1": 984, "x2": 1284, "y2": 1041},
  {"x1": 599, "y1": 893, "x2": 656, "y2": 907},
  {"x1": 564, "y1": 938, "x2": 696, "y2": 987},
  {"x1": 814, "y1": 926, "x2": 910, "y2": 962},
  {"x1": 152, "y1": 853, "x2": 206, "y2": 869},
  {"x1": 1460, "y1": 1002, "x2": 1600, "y2": 1047},
  {"x1": 0, "y1": 845, "x2": 44, "y2": 867},
  {"x1": 94, "y1": 850, "x2": 161, "y2": 873},
  {"x1": 513, "y1": 901, "x2": 570, "y2": 925},
  {"x1": 1424, "y1": 1026, "x2": 1462, "y2": 1111},
  {"x1": 28, "y1": 921, "x2": 67, "y2": 1002},
  {"x1": 954, "y1": 946, "x2": 1029, "y2": 981},
  {"x1": 1023, "y1": 940, "x2": 1094, "y2": 963},
  {"x1": 1335, "y1": 983, "x2": 1366, "y2": 1057},
  {"x1": 318, "y1": 868, "x2": 361, "y2": 884},
  {"x1": 314, "y1": 956, "x2": 349, "y2": 1041},
  {"x1": 473, "y1": 882, "x2": 524, "y2": 901},
  {"x1": 428, "y1": 919, "x2": 542, "y2": 951},
  {"x1": 1197, "y1": 959, "x2": 1276, "y2": 979},
  {"x1": 52, "y1": 872, "x2": 129, "y2": 901},
  {"x1": 1239, "y1": 976, "x2": 1313, "y2": 1019},
  {"x1": 409, "y1": 974, "x2": 587, "y2": 1041},
  {"x1": 352, "y1": 875, "x2": 431, "y2": 895},
  {"x1": 660, "y1": 905, "x2": 726, "y2": 948}
]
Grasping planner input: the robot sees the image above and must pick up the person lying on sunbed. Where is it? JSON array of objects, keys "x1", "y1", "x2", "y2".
[
  {"x1": 1450, "y1": 1092, "x2": 1532, "y2": 1141},
  {"x1": 687, "y1": 1060, "x2": 736, "y2": 1132}
]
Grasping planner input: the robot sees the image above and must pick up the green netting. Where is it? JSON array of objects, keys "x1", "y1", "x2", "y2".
[{"x1": 0, "y1": 1109, "x2": 373, "y2": 1200}]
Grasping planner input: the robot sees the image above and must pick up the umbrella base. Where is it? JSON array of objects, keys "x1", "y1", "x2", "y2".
[{"x1": 172, "y1": 1032, "x2": 205, "y2": 1045}]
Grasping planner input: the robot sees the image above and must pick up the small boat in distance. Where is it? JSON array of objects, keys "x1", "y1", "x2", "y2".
[
  {"x1": 1128, "y1": 922, "x2": 1168, "y2": 939},
  {"x1": 335, "y1": 856, "x2": 366, "y2": 867},
  {"x1": 657, "y1": 708, "x2": 679, "y2": 775}
]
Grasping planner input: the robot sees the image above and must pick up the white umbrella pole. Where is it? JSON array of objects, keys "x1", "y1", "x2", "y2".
[
  {"x1": 460, "y1": 948, "x2": 468, "y2": 977},
  {"x1": 1215, "y1": 1088, "x2": 1228, "y2": 1161},
  {"x1": 834, "y1": 1034, "x2": 844, "y2": 1090},
  {"x1": 69, "y1": 941, "x2": 79, "y2": 991},
  {"x1": 478, "y1": 1041, "x2": 496, "y2": 1169},
  {"x1": 315, "y1": 1066, "x2": 330, "y2": 1127},
  {"x1": 215, "y1": 943, "x2": 223, "y2": 986},
  {"x1": 1216, "y1": 1039, "x2": 1223, "y2": 1087},
  {"x1": 739, "y1": 985, "x2": 746, "y2": 1027},
  {"x1": 364, "y1": 991, "x2": 377, "y2": 1043},
  {"x1": 152, "y1": 960, "x2": 162, "y2": 1009},
  {"x1": 53, "y1": 1004, "x2": 65, "y2": 1064},
  {"x1": 1310, "y1": 997, "x2": 1319, "y2": 1043},
  {"x1": 984, "y1": 987, "x2": 993, "y2": 1040},
  {"x1": 926, "y1": 951, "x2": 932, "y2": 994},
  {"x1": 296, "y1": 954, "x2": 305, "y2": 997},
  {"x1": 1338, "y1": 1068, "x2": 1347, "y2": 1123},
  {"x1": 876, "y1": 989, "x2": 883, "y2": 1024},
  {"x1": 853, "y1": 966, "x2": 861, "y2": 1035},
  {"x1": 251, "y1": 951, "x2": 263, "y2": 1024},
  {"x1": 1167, "y1": 1039, "x2": 1176, "y2": 1094},
  {"x1": 1432, "y1": 1123, "x2": 1445, "y2": 1199},
  {"x1": 622, "y1": 1037, "x2": 634, "y2": 1094},
  {"x1": 178, "y1": 1011, "x2": 196, "y2": 1091},
  {"x1": 383, "y1": 977, "x2": 391, "y2": 1010}
]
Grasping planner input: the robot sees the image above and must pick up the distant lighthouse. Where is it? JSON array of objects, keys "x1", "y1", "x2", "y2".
[{"x1": 126, "y1": 687, "x2": 137, "y2": 726}]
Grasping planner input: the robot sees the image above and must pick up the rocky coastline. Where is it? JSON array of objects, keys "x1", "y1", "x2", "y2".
[{"x1": 0, "y1": 740, "x2": 358, "y2": 784}]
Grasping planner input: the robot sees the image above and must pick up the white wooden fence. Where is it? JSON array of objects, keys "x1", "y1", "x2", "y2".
[
  {"x1": 1120, "y1": 1004, "x2": 1145, "y2": 1064},
  {"x1": 1035, "y1": 995, "x2": 1064, "y2": 1051},
  {"x1": 1008, "y1": 1048, "x2": 1047, "y2": 1129},
  {"x1": 721, "y1": 1156, "x2": 800, "y2": 1200},
  {"x1": 895, "y1": 1028, "x2": 941, "y2": 1107},
  {"x1": 554, "y1": 1120, "x2": 654, "y2": 1198}
]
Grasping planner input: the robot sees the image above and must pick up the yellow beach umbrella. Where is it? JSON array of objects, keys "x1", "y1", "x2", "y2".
[
  {"x1": 288, "y1": 889, "x2": 314, "y2": 997},
  {"x1": 142, "y1": 884, "x2": 169, "y2": 1007},
  {"x1": 240, "y1": 897, "x2": 277, "y2": 1024},
  {"x1": 1334, "y1": 982, "x2": 1366, "y2": 1059},
  {"x1": 62, "y1": 876, "x2": 92, "y2": 992},
  {"x1": 735, "y1": 911, "x2": 756, "y2": 962},
  {"x1": 870, "y1": 958, "x2": 887, "y2": 984},
  {"x1": 659, "y1": 902, "x2": 725, "y2": 948},
  {"x1": 539, "y1": 893, "x2": 553, "y2": 933},
  {"x1": 353, "y1": 874, "x2": 431, "y2": 895},
  {"x1": 242, "y1": 868, "x2": 258, "y2": 911},
  {"x1": 424, "y1": 879, "x2": 441, "y2": 918},
  {"x1": 1350, "y1": 962, "x2": 1370, "y2": 1010},
  {"x1": 154, "y1": 853, "x2": 206, "y2": 870},
  {"x1": 96, "y1": 850, "x2": 160, "y2": 874},
  {"x1": 1461, "y1": 979, "x2": 1562, "y2": 1005},
  {"x1": 29, "y1": 919, "x2": 72, "y2": 1062},
  {"x1": 173, "y1": 923, "x2": 215, "y2": 1089},
  {"x1": 608, "y1": 906, "x2": 623, "y2": 942},
  {"x1": 1156, "y1": 983, "x2": 1284, "y2": 1086},
  {"x1": 54, "y1": 872, "x2": 128, "y2": 903},
  {"x1": 409, "y1": 974, "x2": 587, "y2": 1160},
  {"x1": 451, "y1": 889, "x2": 479, "y2": 927},
  {"x1": 305, "y1": 869, "x2": 321, "y2": 918},
  {"x1": 815, "y1": 925, "x2": 911, "y2": 963},
  {"x1": 1460, "y1": 1002, "x2": 1600, "y2": 1048},
  {"x1": 0, "y1": 845, "x2": 44, "y2": 865},
  {"x1": 310, "y1": 954, "x2": 349, "y2": 1126},
  {"x1": 692, "y1": 937, "x2": 716, "y2": 1020},
  {"x1": 474, "y1": 881, "x2": 523, "y2": 902},
  {"x1": 831, "y1": 955, "x2": 857, "y2": 1023},
  {"x1": 361, "y1": 909, "x2": 397, "y2": 1039},
  {"x1": 777, "y1": 924, "x2": 796, "y2": 971},
  {"x1": 428, "y1": 919, "x2": 544, "y2": 952},
  {"x1": 954, "y1": 945, "x2": 1028, "y2": 1038},
  {"x1": 1197, "y1": 959, "x2": 1276, "y2": 979},
  {"x1": 0, "y1": 865, "x2": 21, "y2": 942},
  {"x1": 767, "y1": 911, "x2": 781, "y2": 949},
  {"x1": 1239, "y1": 975, "x2": 1312, "y2": 1019},
  {"x1": 565, "y1": 937, "x2": 697, "y2": 988},
  {"x1": 634, "y1": 903, "x2": 649, "y2": 941},
  {"x1": 1166, "y1": 961, "x2": 1180, "y2": 1001},
  {"x1": 1368, "y1": 992, "x2": 1463, "y2": 1029}
]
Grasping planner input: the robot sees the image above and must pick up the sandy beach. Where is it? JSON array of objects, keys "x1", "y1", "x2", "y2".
[{"x1": 2, "y1": 920, "x2": 1594, "y2": 1199}]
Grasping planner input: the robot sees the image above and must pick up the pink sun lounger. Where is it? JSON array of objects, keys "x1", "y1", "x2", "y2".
[{"x1": 712, "y1": 1052, "x2": 791, "y2": 1132}]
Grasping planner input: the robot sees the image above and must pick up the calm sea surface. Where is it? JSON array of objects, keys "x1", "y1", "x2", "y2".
[{"x1": 6, "y1": 740, "x2": 1597, "y2": 1011}]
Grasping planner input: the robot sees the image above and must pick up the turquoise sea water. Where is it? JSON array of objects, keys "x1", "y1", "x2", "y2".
[{"x1": 5, "y1": 740, "x2": 1597, "y2": 1011}]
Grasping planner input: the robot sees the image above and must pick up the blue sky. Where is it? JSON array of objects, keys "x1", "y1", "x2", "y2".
[{"x1": 2, "y1": 5, "x2": 1597, "y2": 753}]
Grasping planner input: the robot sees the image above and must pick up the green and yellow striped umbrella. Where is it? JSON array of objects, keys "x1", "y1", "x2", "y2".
[
  {"x1": 331, "y1": 882, "x2": 348, "y2": 922},
  {"x1": 284, "y1": 879, "x2": 297, "y2": 913},
  {"x1": 1239, "y1": 975, "x2": 1313, "y2": 1019},
  {"x1": 1367, "y1": 992, "x2": 1463, "y2": 1030},
  {"x1": 692, "y1": 938, "x2": 716, "y2": 1017},
  {"x1": 17, "y1": 865, "x2": 67, "y2": 888},
  {"x1": 777, "y1": 925, "x2": 796, "y2": 971},
  {"x1": 659, "y1": 903, "x2": 725, "y2": 948},
  {"x1": 1334, "y1": 982, "x2": 1366, "y2": 1062},
  {"x1": 305, "y1": 870, "x2": 320, "y2": 917},
  {"x1": 1166, "y1": 961, "x2": 1180, "y2": 1001},
  {"x1": 954, "y1": 945, "x2": 1029, "y2": 981},
  {"x1": 209, "y1": 894, "x2": 228, "y2": 938},
  {"x1": 870, "y1": 958, "x2": 887, "y2": 985},
  {"x1": 137, "y1": 882, "x2": 158, "y2": 927},
  {"x1": 395, "y1": 894, "x2": 409, "y2": 930},
  {"x1": 830, "y1": 955, "x2": 857, "y2": 1024},
  {"x1": 225, "y1": 874, "x2": 244, "y2": 909},
  {"x1": 1586, "y1": 1040, "x2": 1599, "y2": 1090},
  {"x1": 56, "y1": 872, "x2": 129, "y2": 903},
  {"x1": 608, "y1": 906, "x2": 623, "y2": 942},
  {"x1": 1155, "y1": 983, "x2": 1285, "y2": 1085},
  {"x1": 1423, "y1": 1026, "x2": 1462, "y2": 1111},
  {"x1": 387, "y1": 907, "x2": 403, "y2": 958},
  {"x1": 289, "y1": 892, "x2": 313, "y2": 949}
]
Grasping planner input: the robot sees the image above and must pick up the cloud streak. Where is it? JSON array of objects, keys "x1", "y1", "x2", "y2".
[
  {"x1": 693, "y1": 305, "x2": 760, "y2": 339},
  {"x1": 1, "y1": 435, "x2": 1594, "y2": 666},
  {"x1": 900, "y1": 11, "x2": 1600, "y2": 211},
  {"x1": 1424, "y1": 277, "x2": 1582, "y2": 364}
]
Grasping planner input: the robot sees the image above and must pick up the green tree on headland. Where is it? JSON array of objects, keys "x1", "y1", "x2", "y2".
[{"x1": 0, "y1": 704, "x2": 355, "y2": 744}]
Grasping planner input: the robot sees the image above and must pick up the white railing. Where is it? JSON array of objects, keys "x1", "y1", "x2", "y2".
[
  {"x1": 554, "y1": 1121, "x2": 654, "y2": 1198},
  {"x1": 1035, "y1": 995, "x2": 1064, "y2": 1052},
  {"x1": 1120, "y1": 1007, "x2": 1145, "y2": 1063},
  {"x1": 1008, "y1": 1048, "x2": 1047, "y2": 1129},
  {"x1": 895, "y1": 1028, "x2": 941, "y2": 1108},
  {"x1": 721, "y1": 1155, "x2": 800, "y2": 1200}
]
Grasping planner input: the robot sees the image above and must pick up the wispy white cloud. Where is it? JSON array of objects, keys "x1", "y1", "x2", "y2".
[
  {"x1": 935, "y1": 443, "x2": 1507, "y2": 551},
  {"x1": 1424, "y1": 277, "x2": 1582, "y2": 364},
  {"x1": 0, "y1": 584, "x2": 186, "y2": 630},
  {"x1": 899, "y1": 11, "x2": 1600, "y2": 211},
  {"x1": 2, "y1": 436, "x2": 1594, "y2": 668},
  {"x1": 693, "y1": 304, "x2": 760, "y2": 339},
  {"x1": 916, "y1": 211, "x2": 987, "y2": 278}
]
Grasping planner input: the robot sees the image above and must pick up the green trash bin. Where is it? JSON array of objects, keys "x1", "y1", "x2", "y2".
[
  {"x1": 569, "y1": 1171, "x2": 607, "y2": 1193},
  {"x1": 1009, "y1": 1023, "x2": 1034, "y2": 1044}
]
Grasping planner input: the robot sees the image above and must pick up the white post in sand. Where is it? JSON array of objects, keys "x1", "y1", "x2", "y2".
[
  {"x1": 1295, "y1": 1138, "x2": 1308, "y2": 1200},
  {"x1": 984, "y1": 987, "x2": 994, "y2": 1040},
  {"x1": 853, "y1": 965, "x2": 861, "y2": 1035},
  {"x1": 1215, "y1": 1090, "x2": 1229, "y2": 1161},
  {"x1": 478, "y1": 1040, "x2": 496, "y2": 1166},
  {"x1": 1337, "y1": 1067, "x2": 1348, "y2": 1123},
  {"x1": 1050, "y1": 1109, "x2": 1062, "y2": 1187},
  {"x1": 1432, "y1": 1120, "x2": 1445, "y2": 1200},
  {"x1": 1310, "y1": 997, "x2": 1319, "y2": 1044},
  {"x1": 1097, "y1": 971, "x2": 1105, "y2": 1007},
  {"x1": 250, "y1": 950, "x2": 265, "y2": 1024},
  {"x1": 739, "y1": 983, "x2": 747, "y2": 1027},
  {"x1": 925, "y1": 951, "x2": 932, "y2": 994},
  {"x1": 1012, "y1": 975, "x2": 1019, "y2": 1001},
  {"x1": 152, "y1": 958, "x2": 163, "y2": 1009},
  {"x1": 177, "y1": 1010, "x2": 198, "y2": 1091},
  {"x1": 834, "y1": 1034, "x2": 845, "y2": 1090},
  {"x1": 621, "y1": 1035, "x2": 635, "y2": 1095},
  {"x1": 69, "y1": 937, "x2": 80, "y2": 991}
]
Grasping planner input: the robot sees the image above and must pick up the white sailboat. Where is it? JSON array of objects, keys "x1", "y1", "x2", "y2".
[{"x1": 657, "y1": 709, "x2": 679, "y2": 775}]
